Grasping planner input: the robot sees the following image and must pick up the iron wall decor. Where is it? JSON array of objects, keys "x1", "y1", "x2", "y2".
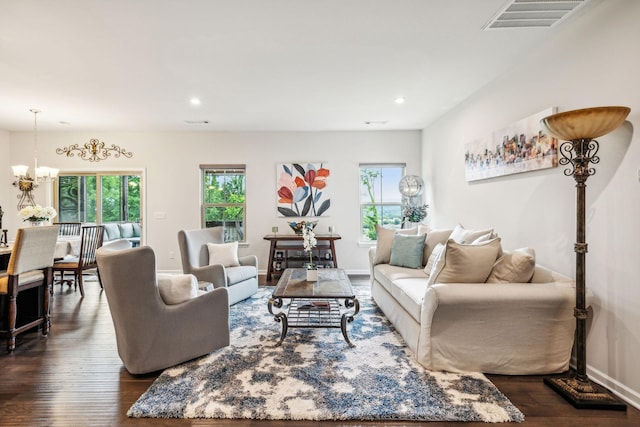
[
  {"x1": 56, "y1": 139, "x2": 133, "y2": 162},
  {"x1": 464, "y1": 107, "x2": 558, "y2": 182}
]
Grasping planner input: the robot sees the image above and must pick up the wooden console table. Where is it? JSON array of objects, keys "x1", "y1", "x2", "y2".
[{"x1": 263, "y1": 234, "x2": 342, "y2": 282}]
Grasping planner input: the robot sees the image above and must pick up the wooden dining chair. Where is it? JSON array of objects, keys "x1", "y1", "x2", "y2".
[
  {"x1": 53, "y1": 225, "x2": 105, "y2": 297},
  {"x1": 53, "y1": 222, "x2": 82, "y2": 236},
  {"x1": 0, "y1": 225, "x2": 59, "y2": 352}
]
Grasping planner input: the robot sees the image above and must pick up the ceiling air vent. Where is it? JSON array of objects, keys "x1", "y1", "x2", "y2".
[{"x1": 483, "y1": 0, "x2": 588, "y2": 29}]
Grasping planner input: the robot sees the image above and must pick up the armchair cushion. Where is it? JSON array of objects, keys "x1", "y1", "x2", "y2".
[
  {"x1": 226, "y1": 265, "x2": 259, "y2": 286},
  {"x1": 207, "y1": 242, "x2": 240, "y2": 267},
  {"x1": 157, "y1": 273, "x2": 199, "y2": 305}
]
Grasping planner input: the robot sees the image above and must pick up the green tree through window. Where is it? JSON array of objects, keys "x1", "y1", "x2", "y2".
[
  {"x1": 359, "y1": 164, "x2": 404, "y2": 241},
  {"x1": 202, "y1": 166, "x2": 246, "y2": 242}
]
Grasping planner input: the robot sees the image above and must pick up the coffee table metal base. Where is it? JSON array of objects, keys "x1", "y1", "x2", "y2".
[{"x1": 268, "y1": 296, "x2": 360, "y2": 347}]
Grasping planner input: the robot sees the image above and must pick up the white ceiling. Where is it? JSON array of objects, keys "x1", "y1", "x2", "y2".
[{"x1": 0, "y1": 0, "x2": 598, "y2": 132}]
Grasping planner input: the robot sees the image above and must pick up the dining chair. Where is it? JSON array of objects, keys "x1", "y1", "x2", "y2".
[
  {"x1": 0, "y1": 225, "x2": 59, "y2": 352},
  {"x1": 53, "y1": 225, "x2": 105, "y2": 297},
  {"x1": 53, "y1": 222, "x2": 82, "y2": 236}
]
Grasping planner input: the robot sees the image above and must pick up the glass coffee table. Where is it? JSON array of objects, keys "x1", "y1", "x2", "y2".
[{"x1": 268, "y1": 268, "x2": 359, "y2": 347}]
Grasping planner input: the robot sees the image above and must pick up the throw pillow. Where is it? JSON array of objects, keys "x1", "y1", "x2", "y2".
[
  {"x1": 207, "y1": 241, "x2": 240, "y2": 267},
  {"x1": 372, "y1": 224, "x2": 418, "y2": 265},
  {"x1": 423, "y1": 242, "x2": 445, "y2": 277},
  {"x1": 157, "y1": 273, "x2": 199, "y2": 305},
  {"x1": 486, "y1": 247, "x2": 536, "y2": 283},
  {"x1": 421, "y1": 227, "x2": 454, "y2": 266},
  {"x1": 449, "y1": 224, "x2": 494, "y2": 244},
  {"x1": 389, "y1": 234, "x2": 426, "y2": 269},
  {"x1": 429, "y1": 238, "x2": 502, "y2": 284}
]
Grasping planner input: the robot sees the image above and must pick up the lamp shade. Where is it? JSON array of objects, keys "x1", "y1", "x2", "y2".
[
  {"x1": 541, "y1": 106, "x2": 630, "y2": 141},
  {"x1": 12, "y1": 165, "x2": 29, "y2": 177}
]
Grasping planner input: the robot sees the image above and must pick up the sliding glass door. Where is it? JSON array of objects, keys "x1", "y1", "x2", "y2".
[{"x1": 56, "y1": 172, "x2": 142, "y2": 224}]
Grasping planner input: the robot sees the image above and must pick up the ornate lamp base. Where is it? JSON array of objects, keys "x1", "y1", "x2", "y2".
[{"x1": 544, "y1": 376, "x2": 626, "y2": 411}]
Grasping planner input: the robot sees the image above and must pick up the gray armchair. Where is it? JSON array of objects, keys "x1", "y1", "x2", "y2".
[
  {"x1": 178, "y1": 227, "x2": 258, "y2": 305},
  {"x1": 96, "y1": 245, "x2": 229, "y2": 374}
]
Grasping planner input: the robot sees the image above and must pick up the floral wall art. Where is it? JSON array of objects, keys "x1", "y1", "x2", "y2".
[
  {"x1": 464, "y1": 107, "x2": 558, "y2": 182},
  {"x1": 277, "y1": 163, "x2": 331, "y2": 217}
]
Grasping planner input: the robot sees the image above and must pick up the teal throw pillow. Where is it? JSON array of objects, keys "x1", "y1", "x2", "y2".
[{"x1": 389, "y1": 234, "x2": 425, "y2": 269}]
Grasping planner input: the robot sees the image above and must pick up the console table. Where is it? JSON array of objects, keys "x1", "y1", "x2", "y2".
[{"x1": 263, "y1": 233, "x2": 342, "y2": 282}]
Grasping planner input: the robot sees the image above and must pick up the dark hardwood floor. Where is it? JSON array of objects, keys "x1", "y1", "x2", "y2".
[{"x1": 1, "y1": 275, "x2": 638, "y2": 427}]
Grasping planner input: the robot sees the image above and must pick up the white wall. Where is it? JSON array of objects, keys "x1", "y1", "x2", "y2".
[
  {"x1": 422, "y1": 0, "x2": 640, "y2": 407},
  {"x1": 4, "y1": 130, "x2": 421, "y2": 274}
]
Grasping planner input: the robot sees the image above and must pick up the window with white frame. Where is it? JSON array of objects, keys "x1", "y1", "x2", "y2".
[
  {"x1": 359, "y1": 163, "x2": 405, "y2": 241},
  {"x1": 201, "y1": 165, "x2": 246, "y2": 242}
]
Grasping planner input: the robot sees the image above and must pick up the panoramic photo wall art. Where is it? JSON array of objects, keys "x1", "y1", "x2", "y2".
[
  {"x1": 276, "y1": 162, "x2": 331, "y2": 217},
  {"x1": 464, "y1": 107, "x2": 558, "y2": 182}
]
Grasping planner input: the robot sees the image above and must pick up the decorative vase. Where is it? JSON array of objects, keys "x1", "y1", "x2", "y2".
[
  {"x1": 306, "y1": 268, "x2": 318, "y2": 282},
  {"x1": 29, "y1": 220, "x2": 46, "y2": 227}
]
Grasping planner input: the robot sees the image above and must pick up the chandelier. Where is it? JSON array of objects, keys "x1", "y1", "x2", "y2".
[{"x1": 12, "y1": 109, "x2": 59, "y2": 209}]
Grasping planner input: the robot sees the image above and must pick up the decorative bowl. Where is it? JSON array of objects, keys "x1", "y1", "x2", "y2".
[{"x1": 288, "y1": 220, "x2": 319, "y2": 235}]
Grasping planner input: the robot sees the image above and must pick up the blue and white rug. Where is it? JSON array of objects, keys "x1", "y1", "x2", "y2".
[{"x1": 128, "y1": 287, "x2": 524, "y2": 422}]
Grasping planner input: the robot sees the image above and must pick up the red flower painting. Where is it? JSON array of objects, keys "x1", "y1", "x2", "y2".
[{"x1": 277, "y1": 163, "x2": 331, "y2": 217}]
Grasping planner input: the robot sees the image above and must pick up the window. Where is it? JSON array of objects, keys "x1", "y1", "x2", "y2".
[
  {"x1": 202, "y1": 165, "x2": 246, "y2": 242},
  {"x1": 359, "y1": 164, "x2": 405, "y2": 241},
  {"x1": 56, "y1": 172, "x2": 141, "y2": 223}
]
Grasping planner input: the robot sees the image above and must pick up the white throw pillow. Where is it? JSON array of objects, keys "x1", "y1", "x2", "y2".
[
  {"x1": 449, "y1": 224, "x2": 494, "y2": 244},
  {"x1": 207, "y1": 241, "x2": 240, "y2": 267},
  {"x1": 429, "y1": 238, "x2": 502, "y2": 284},
  {"x1": 486, "y1": 247, "x2": 536, "y2": 283},
  {"x1": 423, "y1": 242, "x2": 445, "y2": 277},
  {"x1": 372, "y1": 224, "x2": 418, "y2": 265},
  {"x1": 420, "y1": 227, "x2": 454, "y2": 266},
  {"x1": 157, "y1": 273, "x2": 199, "y2": 305}
]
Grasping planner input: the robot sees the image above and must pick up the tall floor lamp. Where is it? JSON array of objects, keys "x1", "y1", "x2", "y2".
[{"x1": 540, "y1": 106, "x2": 630, "y2": 410}]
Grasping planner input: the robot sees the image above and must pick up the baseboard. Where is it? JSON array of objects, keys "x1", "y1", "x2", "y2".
[{"x1": 587, "y1": 365, "x2": 640, "y2": 410}]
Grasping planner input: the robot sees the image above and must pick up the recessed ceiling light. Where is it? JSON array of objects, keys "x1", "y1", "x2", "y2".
[
  {"x1": 394, "y1": 97, "x2": 406, "y2": 105},
  {"x1": 190, "y1": 97, "x2": 201, "y2": 106}
]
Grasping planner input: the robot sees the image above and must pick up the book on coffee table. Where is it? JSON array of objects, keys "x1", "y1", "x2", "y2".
[{"x1": 297, "y1": 301, "x2": 331, "y2": 310}]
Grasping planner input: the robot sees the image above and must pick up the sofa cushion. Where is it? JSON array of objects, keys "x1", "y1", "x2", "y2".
[
  {"x1": 429, "y1": 238, "x2": 502, "y2": 285},
  {"x1": 226, "y1": 265, "x2": 258, "y2": 286},
  {"x1": 372, "y1": 224, "x2": 418, "y2": 265},
  {"x1": 103, "y1": 223, "x2": 121, "y2": 241},
  {"x1": 418, "y1": 225, "x2": 453, "y2": 266},
  {"x1": 387, "y1": 278, "x2": 429, "y2": 323},
  {"x1": 390, "y1": 234, "x2": 425, "y2": 269},
  {"x1": 118, "y1": 222, "x2": 135, "y2": 238},
  {"x1": 157, "y1": 273, "x2": 199, "y2": 305},
  {"x1": 373, "y1": 264, "x2": 428, "y2": 293},
  {"x1": 207, "y1": 242, "x2": 240, "y2": 267},
  {"x1": 132, "y1": 223, "x2": 141, "y2": 237},
  {"x1": 486, "y1": 247, "x2": 536, "y2": 283}
]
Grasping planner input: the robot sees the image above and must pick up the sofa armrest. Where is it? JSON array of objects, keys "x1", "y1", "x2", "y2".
[
  {"x1": 419, "y1": 281, "x2": 578, "y2": 373},
  {"x1": 368, "y1": 246, "x2": 377, "y2": 285}
]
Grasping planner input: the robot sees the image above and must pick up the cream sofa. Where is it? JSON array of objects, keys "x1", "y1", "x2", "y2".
[{"x1": 369, "y1": 224, "x2": 578, "y2": 375}]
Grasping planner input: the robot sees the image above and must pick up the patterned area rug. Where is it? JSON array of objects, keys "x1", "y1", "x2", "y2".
[{"x1": 128, "y1": 286, "x2": 524, "y2": 422}]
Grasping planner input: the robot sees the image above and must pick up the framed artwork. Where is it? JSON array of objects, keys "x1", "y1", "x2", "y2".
[
  {"x1": 464, "y1": 108, "x2": 558, "y2": 182},
  {"x1": 277, "y1": 163, "x2": 331, "y2": 217}
]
